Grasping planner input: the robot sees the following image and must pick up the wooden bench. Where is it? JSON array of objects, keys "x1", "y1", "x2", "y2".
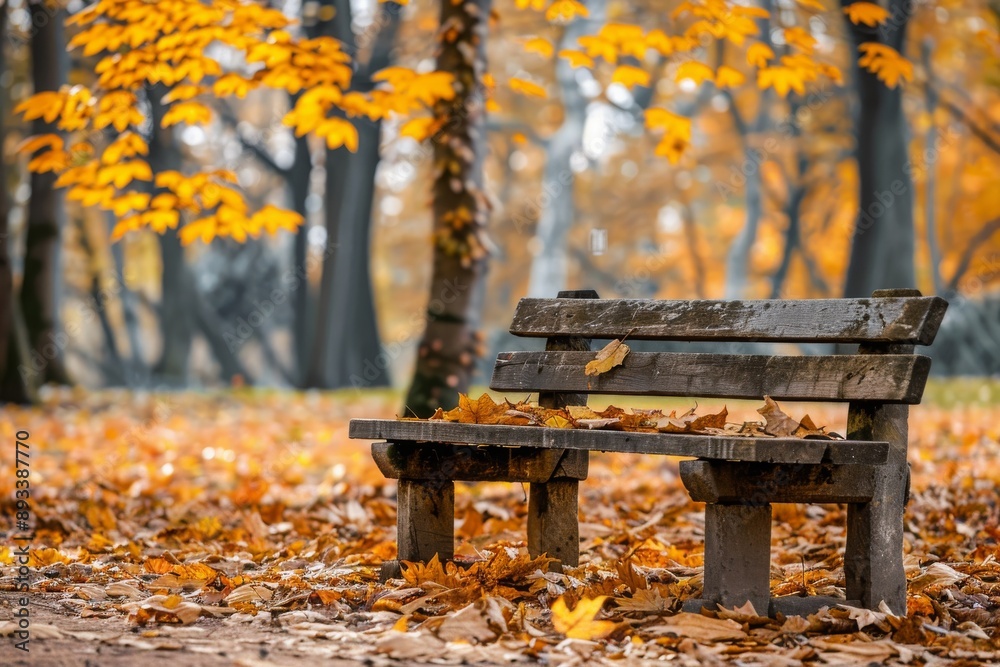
[{"x1": 349, "y1": 288, "x2": 947, "y2": 616}]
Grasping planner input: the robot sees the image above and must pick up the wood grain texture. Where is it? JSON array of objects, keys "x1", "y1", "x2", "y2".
[
  {"x1": 490, "y1": 351, "x2": 931, "y2": 403},
  {"x1": 509, "y1": 296, "x2": 948, "y2": 344},
  {"x1": 372, "y1": 442, "x2": 588, "y2": 482},
  {"x1": 396, "y1": 479, "x2": 454, "y2": 564},
  {"x1": 679, "y1": 461, "x2": 878, "y2": 503},
  {"x1": 702, "y1": 503, "x2": 772, "y2": 614},
  {"x1": 844, "y1": 308, "x2": 914, "y2": 615},
  {"x1": 528, "y1": 479, "x2": 579, "y2": 568},
  {"x1": 350, "y1": 419, "x2": 889, "y2": 465}
]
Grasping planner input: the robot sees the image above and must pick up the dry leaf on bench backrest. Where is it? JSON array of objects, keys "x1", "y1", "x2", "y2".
[{"x1": 585, "y1": 339, "x2": 630, "y2": 376}]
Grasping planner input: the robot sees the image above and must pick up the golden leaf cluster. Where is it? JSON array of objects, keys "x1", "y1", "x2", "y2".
[{"x1": 14, "y1": 0, "x2": 457, "y2": 244}]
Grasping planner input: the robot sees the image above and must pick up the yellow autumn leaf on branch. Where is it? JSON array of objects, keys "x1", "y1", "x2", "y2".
[
  {"x1": 17, "y1": 134, "x2": 64, "y2": 155},
  {"x1": 509, "y1": 77, "x2": 547, "y2": 98},
  {"x1": 858, "y1": 42, "x2": 913, "y2": 88},
  {"x1": 551, "y1": 596, "x2": 616, "y2": 640},
  {"x1": 162, "y1": 84, "x2": 204, "y2": 103},
  {"x1": 843, "y1": 2, "x2": 890, "y2": 27},
  {"x1": 558, "y1": 49, "x2": 595, "y2": 69},
  {"x1": 315, "y1": 117, "x2": 359, "y2": 151},
  {"x1": 15, "y1": 91, "x2": 66, "y2": 124},
  {"x1": 95, "y1": 160, "x2": 153, "y2": 189},
  {"x1": 142, "y1": 209, "x2": 180, "y2": 234},
  {"x1": 676, "y1": 61, "x2": 714, "y2": 85},
  {"x1": 28, "y1": 150, "x2": 70, "y2": 173},
  {"x1": 646, "y1": 107, "x2": 692, "y2": 164},
  {"x1": 110, "y1": 215, "x2": 142, "y2": 241},
  {"x1": 399, "y1": 117, "x2": 436, "y2": 142},
  {"x1": 611, "y1": 65, "x2": 651, "y2": 88},
  {"x1": 757, "y1": 65, "x2": 806, "y2": 97},
  {"x1": 101, "y1": 133, "x2": 148, "y2": 164},
  {"x1": 546, "y1": 0, "x2": 588, "y2": 23},
  {"x1": 250, "y1": 205, "x2": 303, "y2": 236},
  {"x1": 515, "y1": 0, "x2": 546, "y2": 9},
  {"x1": 179, "y1": 215, "x2": 219, "y2": 245},
  {"x1": 715, "y1": 65, "x2": 746, "y2": 88},
  {"x1": 524, "y1": 36, "x2": 554, "y2": 58},
  {"x1": 213, "y1": 73, "x2": 256, "y2": 98},
  {"x1": 409, "y1": 71, "x2": 456, "y2": 106},
  {"x1": 577, "y1": 35, "x2": 617, "y2": 63},
  {"x1": 783, "y1": 27, "x2": 817, "y2": 54},
  {"x1": 600, "y1": 23, "x2": 646, "y2": 59},
  {"x1": 747, "y1": 43, "x2": 775, "y2": 69},
  {"x1": 161, "y1": 101, "x2": 212, "y2": 127},
  {"x1": 107, "y1": 192, "x2": 151, "y2": 217}
]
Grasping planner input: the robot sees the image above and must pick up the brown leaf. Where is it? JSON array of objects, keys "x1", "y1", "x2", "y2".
[
  {"x1": 646, "y1": 612, "x2": 747, "y2": 642},
  {"x1": 690, "y1": 406, "x2": 728, "y2": 432},
  {"x1": 757, "y1": 396, "x2": 800, "y2": 436},
  {"x1": 584, "y1": 339, "x2": 630, "y2": 376}
]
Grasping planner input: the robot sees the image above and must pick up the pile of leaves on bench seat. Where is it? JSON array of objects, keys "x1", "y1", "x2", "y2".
[{"x1": 419, "y1": 394, "x2": 842, "y2": 440}]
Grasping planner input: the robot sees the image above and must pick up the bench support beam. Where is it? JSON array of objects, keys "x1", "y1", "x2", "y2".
[
  {"x1": 702, "y1": 503, "x2": 772, "y2": 614},
  {"x1": 397, "y1": 479, "x2": 454, "y2": 565},
  {"x1": 528, "y1": 479, "x2": 580, "y2": 566}
]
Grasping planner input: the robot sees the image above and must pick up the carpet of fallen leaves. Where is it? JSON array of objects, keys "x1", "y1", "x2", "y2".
[{"x1": 1, "y1": 384, "x2": 999, "y2": 666}]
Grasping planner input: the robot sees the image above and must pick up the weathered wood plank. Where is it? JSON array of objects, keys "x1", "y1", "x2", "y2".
[
  {"x1": 701, "y1": 503, "x2": 772, "y2": 614},
  {"x1": 349, "y1": 419, "x2": 889, "y2": 465},
  {"x1": 509, "y1": 296, "x2": 948, "y2": 345},
  {"x1": 538, "y1": 289, "x2": 597, "y2": 409},
  {"x1": 490, "y1": 351, "x2": 931, "y2": 403},
  {"x1": 527, "y1": 479, "x2": 579, "y2": 567},
  {"x1": 679, "y1": 461, "x2": 877, "y2": 503},
  {"x1": 372, "y1": 442, "x2": 588, "y2": 482},
  {"x1": 844, "y1": 291, "x2": 915, "y2": 615},
  {"x1": 396, "y1": 479, "x2": 454, "y2": 564}
]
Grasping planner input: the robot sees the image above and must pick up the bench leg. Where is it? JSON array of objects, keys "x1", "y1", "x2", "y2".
[
  {"x1": 397, "y1": 479, "x2": 454, "y2": 564},
  {"x1": 527, "y1": 479, "x2": 579, "y2": 568},
  {"x1": 845, "y1": 463, "x2": 908, "y2": 614},
  {"x1": 702, "y1": 503, "x2": 771, "y2": 614}
]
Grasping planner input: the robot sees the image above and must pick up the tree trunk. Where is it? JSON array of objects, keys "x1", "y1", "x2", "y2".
[
  {"x1": 149, "y1": 85, "x2": 194, "y2": 386},
  {"x1": 0, "y1": 1, "x2": 29, "y2": 403},
  {"x1": 20, "y1": 1, "x2": 70, "y2": 386},
  {"x1": 290, "y1": 134, "x2": 312, "y2": 385},
  {"x1": 403, "y1": 0, "x2": 492, "y2": 417},
  {"x1": 326, "y1": 119, "x2": 389, "y2": 388},
  {"x1": 723, "y1": 1, "x2": 773, "y2": 299},
  {"x1": 525, "y1": 1, "x2": 605, "y2": 298},
  {"x1": 307, "y1": 0, "x2": 400, "y2": 389},
  {"x1": 920, "y1": 39, "x2": 944, "y2": 295},
  {"x1": 842, "y1": 0, "x2": 915, "y2": 297}
]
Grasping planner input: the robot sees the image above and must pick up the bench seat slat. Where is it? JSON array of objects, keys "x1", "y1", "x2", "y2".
[
  {"x1": 509, "y1": 297, "x2": 948, "y2": 345},
  {"x1": 349, "y1": 419, "x2": 889, "y2": 465},
  {"x1": 489, "y1": 351, "x2": 930, "y2": 403}
]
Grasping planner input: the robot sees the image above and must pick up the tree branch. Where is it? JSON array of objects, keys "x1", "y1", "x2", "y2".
[
  {"x1": 946, "y1": 216, "x2": 1000, "y2": 294},
  {"x1": 215, "y1": 102, "x2": 291, "y2": 179}
]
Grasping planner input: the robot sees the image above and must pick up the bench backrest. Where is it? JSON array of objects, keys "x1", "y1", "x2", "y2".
[{"x1": 489, "y1": 289, "x2": 948, "y2": 406}]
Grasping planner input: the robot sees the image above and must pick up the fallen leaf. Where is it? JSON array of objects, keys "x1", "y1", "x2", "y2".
[
  {"x1": 585, "y1": 339, "x2": 630, "y2": 376},
  {"x1": 551, "y1": 595, "x2": 616, "y2": 640},
  {"x1": 646, "y1": 612, "x2": 747, "y2": 642},
  {"x1": 758, "y1": 396, "x2": 800, "y2": 436}
]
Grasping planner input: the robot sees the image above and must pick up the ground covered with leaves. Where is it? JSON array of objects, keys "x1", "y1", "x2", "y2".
[{"x1": 1, "y1": 384, "x2": 999, "y2": 665}]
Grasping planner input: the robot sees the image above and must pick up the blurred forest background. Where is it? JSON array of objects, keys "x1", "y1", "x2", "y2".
[{"x1": 1, "y1": 0, "x2": 999, "y2": 408}]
